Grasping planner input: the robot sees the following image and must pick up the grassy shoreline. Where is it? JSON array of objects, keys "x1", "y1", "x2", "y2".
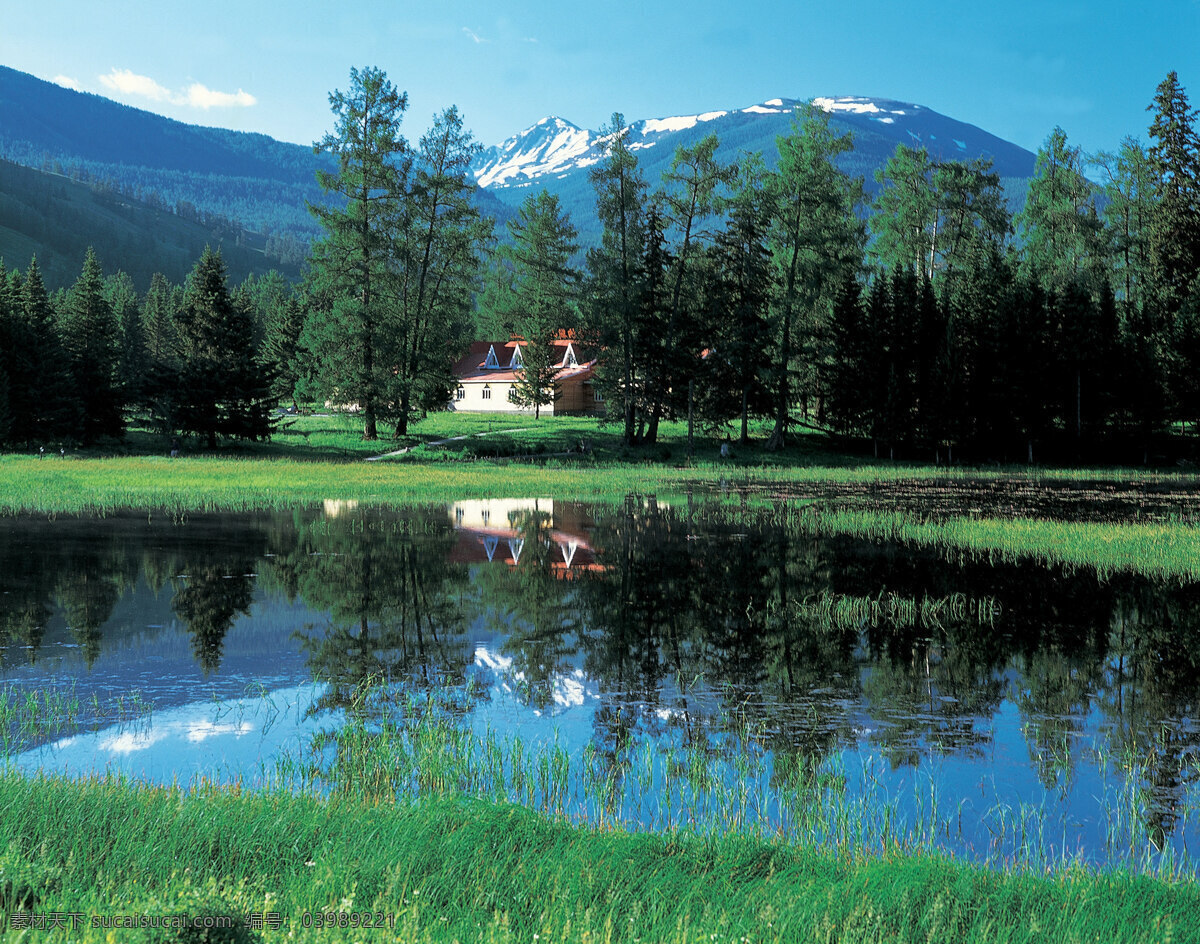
[
  {"x1": 4, "y1": 451, "x2": 1200, "y2": 578},
  {"x1": 0, "y1": 775, "x2": 1195, "y2": 943}
]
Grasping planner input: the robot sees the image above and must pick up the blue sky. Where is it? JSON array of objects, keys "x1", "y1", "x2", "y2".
[{"x1": 4, "y1": 1, "x2": 1198, "y2": 157}]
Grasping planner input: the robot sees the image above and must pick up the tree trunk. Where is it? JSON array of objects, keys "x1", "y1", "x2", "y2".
[
  {"x1": 741, "y1": 386, "x2": 749, "y2": 444},
  {"x1": 687, "y1": 380, "x2": 694, "y2": 460},
  {"x1": 397, "y1": 389, "x2": 411, "y2": 437}
]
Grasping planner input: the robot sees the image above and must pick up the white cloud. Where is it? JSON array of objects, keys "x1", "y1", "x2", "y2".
[
  {"x1": 52, "y1": 75, "x2": 82, "y2": 91},
  {"x1": 462, "y1": 26, "x2": 489, "y2": 44},
  {"x1": 182, "y1": 83, "x2": 257, "y2": 109},
  {"x1": 99, "y1": 68, "x2": 173, "y2": 101},
  {"x1": 97, "y1": 68, "x2": 256, "y2": 109}
]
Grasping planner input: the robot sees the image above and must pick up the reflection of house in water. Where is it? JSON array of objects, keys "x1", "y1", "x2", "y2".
[{"x1": 448, "y1": 499, "x2": 602, "y2": 576}]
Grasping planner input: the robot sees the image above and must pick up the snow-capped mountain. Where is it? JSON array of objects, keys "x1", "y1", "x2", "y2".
[
  {"x1": 473, "y1": 116, "x2": 598, "y2": 188},
  {"x1": 471, "y1": 95, "x2": 1036, "y2": 193}
]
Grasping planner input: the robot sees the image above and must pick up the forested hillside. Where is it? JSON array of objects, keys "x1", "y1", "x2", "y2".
[
  {"x1": 0, "y1": 159, "x2": 299, "y2": 289},
  {"x1": 0, "y1": 65, "x2": 331, "y2": 241}
]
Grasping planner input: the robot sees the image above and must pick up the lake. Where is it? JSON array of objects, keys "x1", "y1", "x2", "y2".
[{"x1": 2, "y1": 497, "x2": 1198, "y2": 874}]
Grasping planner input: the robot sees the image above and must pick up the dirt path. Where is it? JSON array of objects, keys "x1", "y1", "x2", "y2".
[{"x1": 364, "y1": 427, "x2": 536, "y2": 461}]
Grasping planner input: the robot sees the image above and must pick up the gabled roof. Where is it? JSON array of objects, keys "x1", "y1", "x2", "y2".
[{"x1": 452, "y1": 337, "x2": 598, "y2": 384}]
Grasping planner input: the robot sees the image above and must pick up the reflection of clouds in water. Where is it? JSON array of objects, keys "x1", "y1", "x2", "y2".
[
  {"x1": 100, "y1": 729, "x2": 168, "y2": 755},
  {"x1": 474, "y1": 645, "x2": 597, "y2": 711},
  {"x1": 17, "y1": 684, "x2": 324, "y2": 785},
  {"x1": 553, "y1": 671, "x2": 588, "y2": 709},
  {"x1": 186, "y1": 720, "x2": 254, "y2": 742}
]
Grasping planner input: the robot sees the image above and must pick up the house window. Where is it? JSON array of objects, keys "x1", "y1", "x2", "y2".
[
  {"x1": 455, "y1": 386, "x2": 465, "y2": 401},
  {"x1": 594, "y1": 389, "x2": 604, "y2": 402},
  {"x1": 482, "y1": 385, "x2": 492, "y2": 400},
  {"x1": 507, "y1": 387, "x2": 517, "y2": 402}
]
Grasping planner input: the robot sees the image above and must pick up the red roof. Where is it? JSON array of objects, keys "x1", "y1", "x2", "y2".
[{"x1": 452, "y1": 339, "x2": 597, "y2": 384}]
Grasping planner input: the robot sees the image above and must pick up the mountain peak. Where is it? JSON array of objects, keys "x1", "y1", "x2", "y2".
[{"x1": 470, "y1": 94, "x2": 1036, "y2": 194}]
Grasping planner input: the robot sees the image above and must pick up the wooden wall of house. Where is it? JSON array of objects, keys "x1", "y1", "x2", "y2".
[{"x1": 554, "y1": 378, "x2": 604, "y2": 415}]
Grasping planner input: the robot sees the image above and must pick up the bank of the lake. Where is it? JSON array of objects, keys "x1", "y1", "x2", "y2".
[
  {"x1": 0, "y1": 774, "x2": 1194, "y2": 944},
  {"x1": 4, "y1": 454, "x2": 1200, "y2": 579}
]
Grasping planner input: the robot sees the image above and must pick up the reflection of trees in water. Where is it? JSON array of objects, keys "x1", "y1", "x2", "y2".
[
  {"x1": 473, "y1": 508, "x2": 580, "y2": 711},
  {"x1": 168, "y1": 526, "x2": 270, "y2": 675},
  {"x1": 269, "y1": 509, "x2": 475, "y2": 720},
  {"x1": 1094, "y1": 577, "x2": 1200, "y2": 840},
  {"x1": 2, "y1": 505, "x2": 1200, "y2": 835},
  {"x1": 54, "y1": 541, "x2": 135, "y2": 668},
  {"x1": 172, "y1": 564, "x2": 255, "y2": 674}
]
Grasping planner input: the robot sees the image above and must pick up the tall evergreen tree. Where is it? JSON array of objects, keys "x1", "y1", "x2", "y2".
[
  {"x1": 644, "y1": 134, "x2": 735, "y2": 443},
  {"x1": 388, "y1": 105, "x2": 490, "y2": 434},
  {"x1": 701, "y1": 185, "x2": 773, "y2": 443},
  {"x1": 871, "y1": 144, "x2": 937, "y2": 276},
  {"x1": 174, "y1": 247, "x2": 274, "y2": 447},
  {"x1": 61, "y1": 248, "x2": 124, "y2": 442},
  {"x1": 492, "y1": 192, "x2": 580, "y2": 419},
  {"x1": 587, "y1": 112, "x2": 647, "y2": 444},
  {"x1": 142, "y1": 272, "x2": 180, "y2": 365},
  {"x1": 104, "y1": 270, "x2": 144, "y2": 410},
  {"x1": 305, "y1": 66, "x2": 409, "y2": 439},
  {"x1": 17, "y1": 258, "x2": 76, "y2": 443},
  {"x1": 0, "y1": 261, "x2": 17, "y2": 446},
  {"x1": 1146, "y1": 71, "x2": 1200, "y2": 319},
  {"x1": 1017, "y1": 127, "x2": 1106, "y2": 293},
  {"x1": 765, "y1": 103, "x2": 865, "y2": 450},
  {"x1": 262, "y1": 295, "x2": 307, "y2": 411},
  {"x1": 872, "y1": 146, "x2": 1008, "y2": 281},
  {"x1": 1094, "y1": 137, "x2": 1154, "y2": 310}
]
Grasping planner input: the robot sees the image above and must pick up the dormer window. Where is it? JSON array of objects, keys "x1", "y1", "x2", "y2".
[
  {"x1": 484, "y1": 345, "x2": 499, "y2": 369},
  {"x1": 509, "y1": 345, "x2": 524, "y2": 369},
  {"x1": 562, "y1": 343, "x2": 578, "y2": 369}
]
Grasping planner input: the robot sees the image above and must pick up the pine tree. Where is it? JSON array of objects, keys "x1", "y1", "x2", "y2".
[
  {"x1": 765, "y1": 103, "x2": 865, "y2": 449},
  {"x1": 1094, "y1": 138, "x2": 1154, "y2": 310},
  {"x1": 18, "y1": 258, "x2": 76, "y2": 443},
  {"x1": 262, "y1": 295, "x2": 307, "y2": 411},
  {"x1": 702, "y1": 193, "x2": 773, "y2": 443},
  {"x1": 1017, "y1": 127, "x2": 1105, "y2": 293},
  {"x1": 822, "y1": 272, "x2": 870, "y2": 436},
  {"x1": 105, "y1": 270, "x2": 144, "y2": 410},
  {"x1": 871, "y1": 145, "x2": 937, "y2": 276},
  {"x1": 643, "y1": 134, "x2": 735, "y2": 443},
  {"x1": 388, "y1": 106, "x2": 490, "y2": 435},
  {"x1": 495, "y1": 192, "x2": 580, "y2": 419},
  {"x1": 61, "y1": 248, "x2": 124, "y2": 442},
  {"x1": 305, "y1": 66, "x2": 409, "y2": 440},
  {"x1": 175, "y1": 247, "x2": 274, "y2": 447},
  {"x1": 587, "y1": 112, "x2": 647, "y2": 443},
  {"x1": 1147, "y1": 71, "x2": 1200, "y2": 319}
]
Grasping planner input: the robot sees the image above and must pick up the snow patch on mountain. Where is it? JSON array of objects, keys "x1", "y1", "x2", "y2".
[
  {"x1": 642, "y1": 109, "x2": 729, "y2": 134},
  {"x1": 470, "y1": 95, "x2": 1036, "y2": 192},
  {"x1": 812, "y1": 96, "x2": 916, "y2": 120},
  {"x1": 473, "y1": 116, "x2": 598, "y2": 188}
]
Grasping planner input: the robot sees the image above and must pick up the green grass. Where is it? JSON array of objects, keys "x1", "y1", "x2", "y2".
[{"x1": 0, "y1": 774, "x2": 1195, "y2": 943}]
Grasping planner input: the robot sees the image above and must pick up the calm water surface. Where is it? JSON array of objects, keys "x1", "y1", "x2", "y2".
[{"x1": 2, "y1": 499, "x2": 1198, "y2": 872}]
